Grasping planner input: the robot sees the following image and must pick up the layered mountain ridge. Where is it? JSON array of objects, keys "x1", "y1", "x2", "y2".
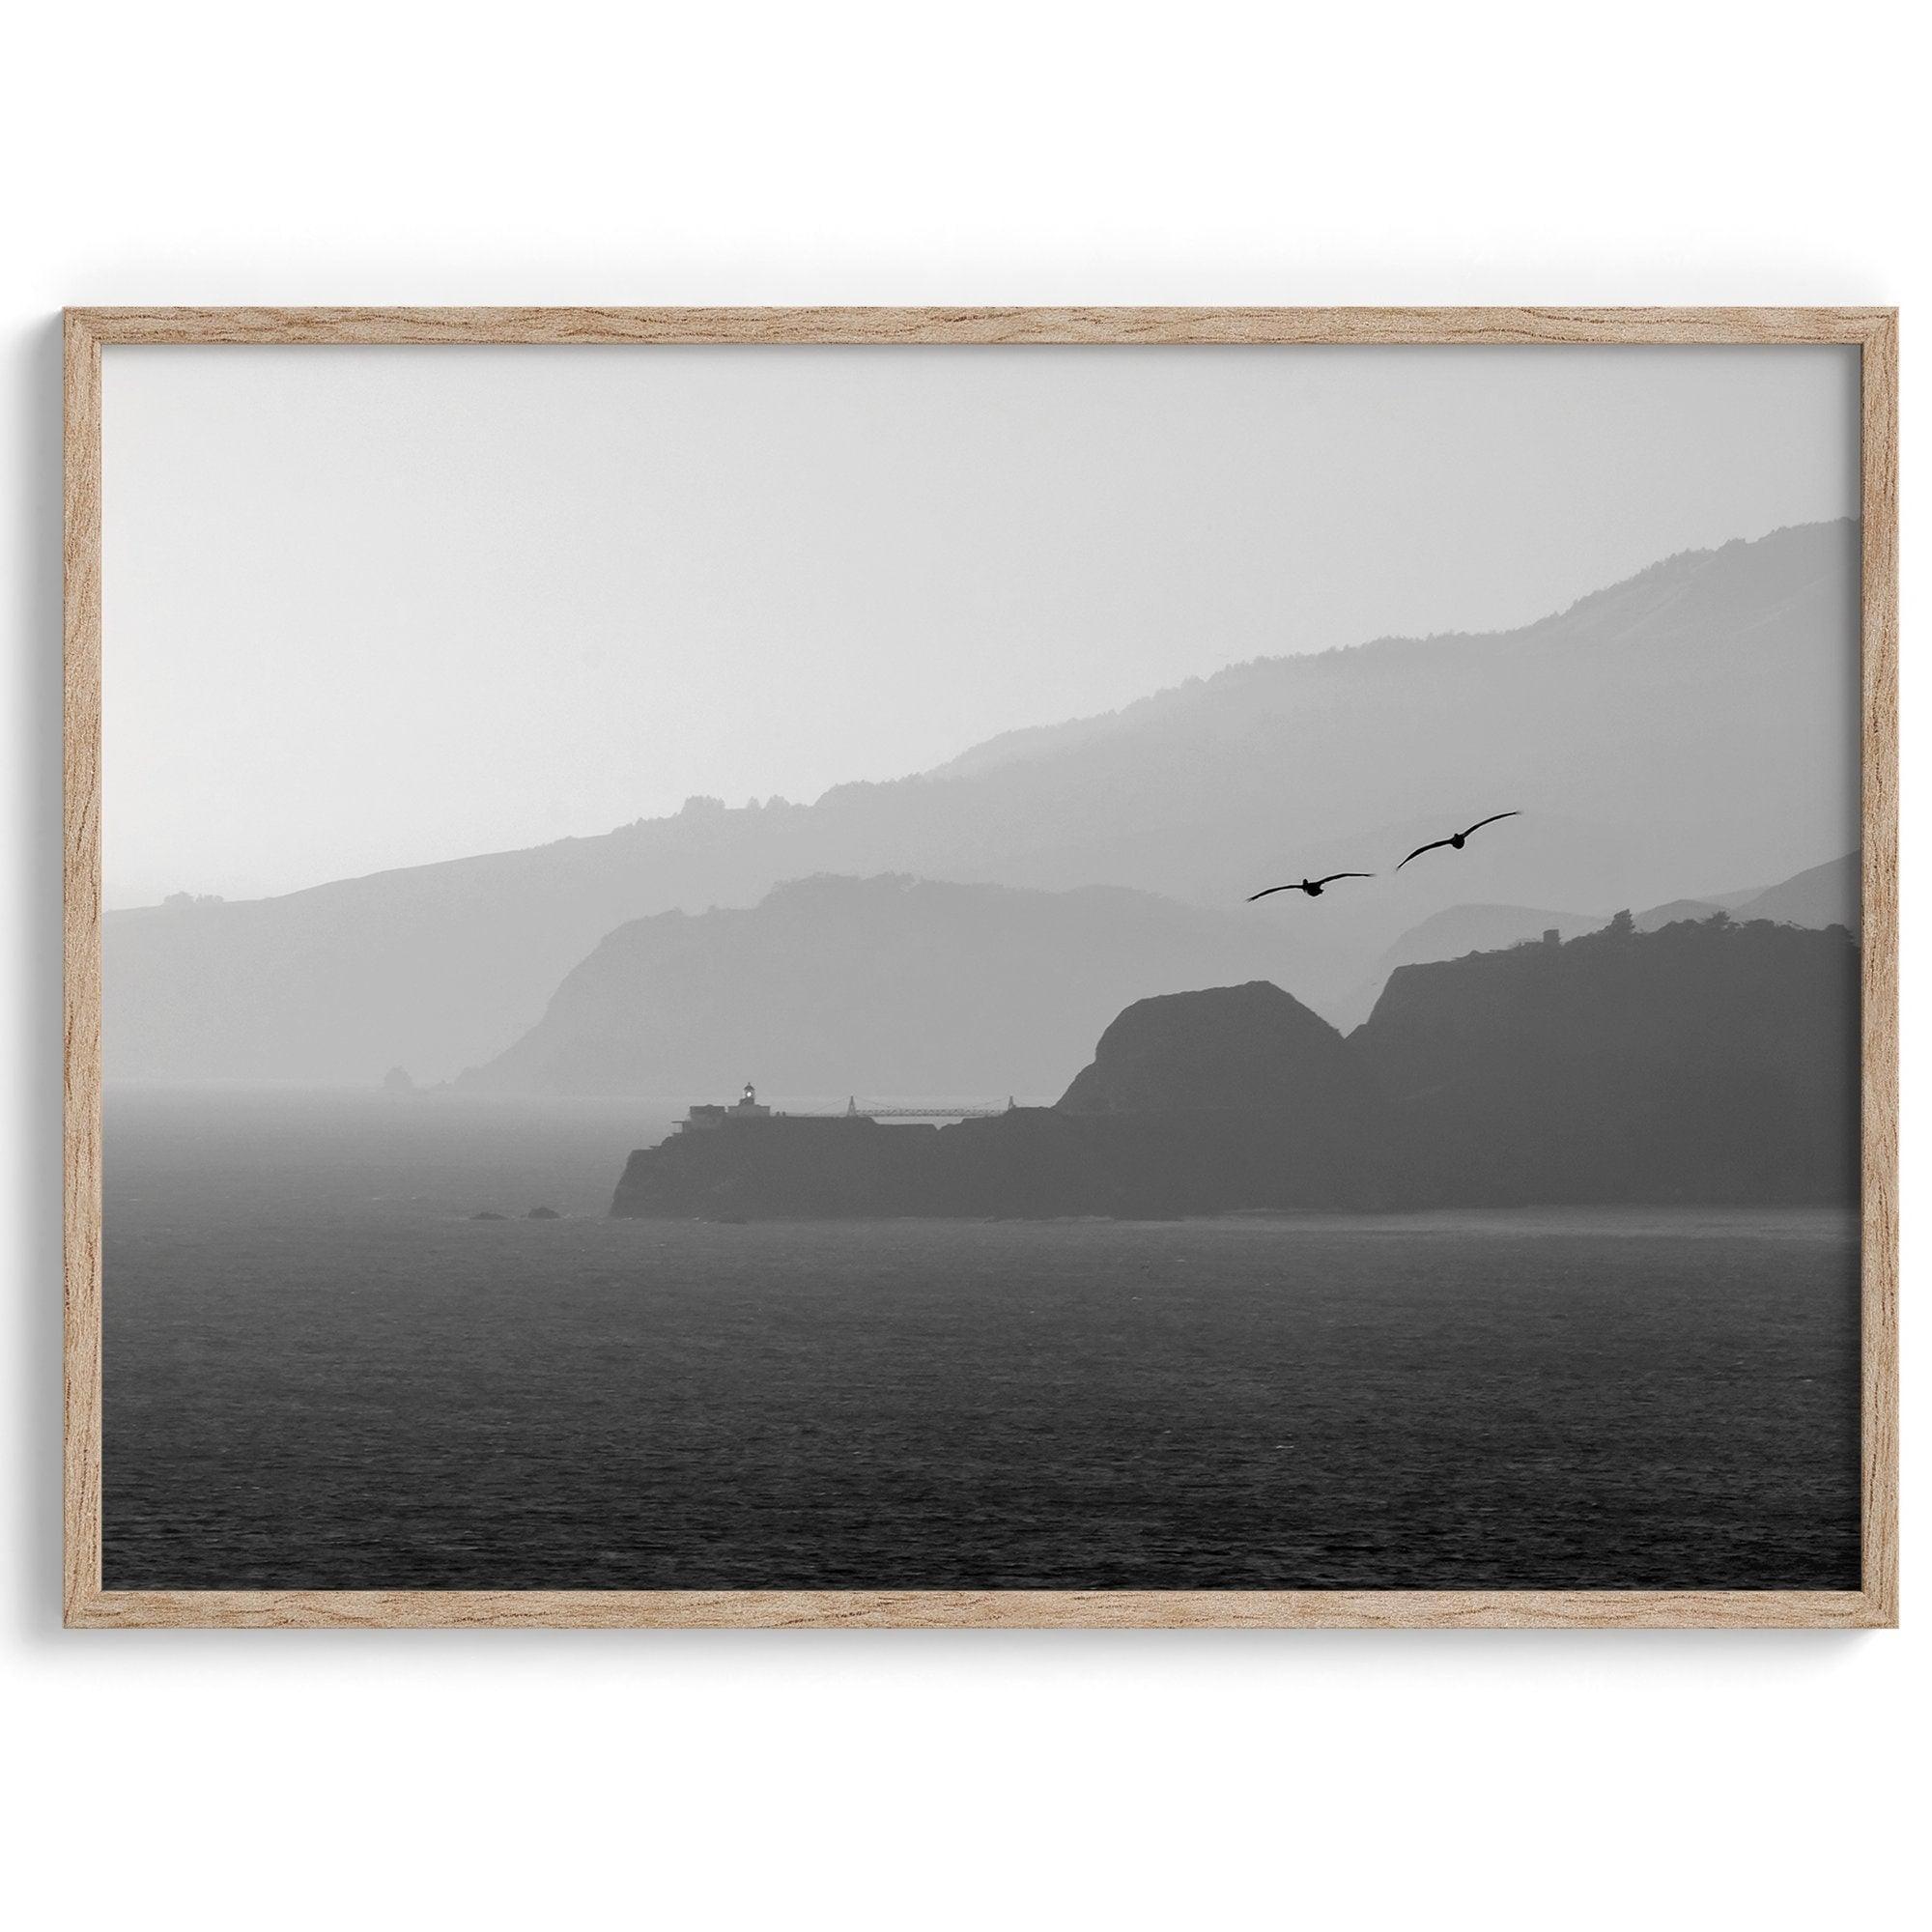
[
  {"x1": 109, "y1": 519, "x2": 1860, "y2": 1083},
  {"x1": 457, "y1": 873, "x2": 1299, "y2": 1099}
]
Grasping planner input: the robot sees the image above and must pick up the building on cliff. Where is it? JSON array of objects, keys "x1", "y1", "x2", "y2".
[{"x1": 678, "y1": 1081, "x2": 773, "y2": 1132}]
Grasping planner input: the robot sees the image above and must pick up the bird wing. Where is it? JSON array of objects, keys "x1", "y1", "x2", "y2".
[
  {"x1": 1460, "y1": 810, "x2": 1520, "y2": 838},
  {"x1": 1396, "y1": 839, "x2": 1451, "y2": 868},
  {"x1": 1313, "y1": 872, "x2": 1373, "y2": 888},
  {"x1": 1246, "y1": 884, "x2": 1299, "y2": 901}
]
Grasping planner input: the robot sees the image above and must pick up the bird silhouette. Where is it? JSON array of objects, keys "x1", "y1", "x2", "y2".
[
  {"x1": 1248, "y1": 873, "x2": 1374, "y2": 900},
  {"x1": 1395, "y1": 812, "x2": 1520, "y2": 869}
]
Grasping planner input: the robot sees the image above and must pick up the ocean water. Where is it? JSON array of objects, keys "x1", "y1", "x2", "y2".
[{"x1": 102, "y1": 1088, "x2": 1862, "y2": 1590}]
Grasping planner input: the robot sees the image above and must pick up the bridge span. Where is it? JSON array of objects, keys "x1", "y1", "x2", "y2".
[
  {"x1": 677, "y1": 1086, "x2": 1019, "y2": 1135},
  {"x1": 828, "y1": 1098, "x2": 1014, "y2": 1121}
]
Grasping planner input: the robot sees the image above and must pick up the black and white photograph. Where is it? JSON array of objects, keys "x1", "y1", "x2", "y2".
[{"x1": 98, "y1": 337, "x2": 1870, "y2": 1597}]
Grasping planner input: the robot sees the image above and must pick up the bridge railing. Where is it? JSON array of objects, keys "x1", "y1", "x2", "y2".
[
  {"x1": 777, "y1": 1100, "x2": 1017, "y2": 1121},
  {"x1": 859, "y1": 1105, "x2": 1008, "y2": 1120}
]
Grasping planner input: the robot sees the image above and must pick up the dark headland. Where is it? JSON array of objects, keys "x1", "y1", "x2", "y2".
[{"x1": 610, "y1": 915, "x2": 1859, "y2": 1219}]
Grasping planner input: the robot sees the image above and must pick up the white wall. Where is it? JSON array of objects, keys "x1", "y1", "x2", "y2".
[{"x1": 2, "y1": 4, "x2": 1922, "y2": 1925}]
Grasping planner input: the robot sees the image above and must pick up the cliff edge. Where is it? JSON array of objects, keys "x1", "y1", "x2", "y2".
[{"x1": 611, "y1": 915, "x2": 1860, "y2": 1219}]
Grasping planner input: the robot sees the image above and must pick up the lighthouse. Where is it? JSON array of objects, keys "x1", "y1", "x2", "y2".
[{"x1": 677, "y1": 1081, "x2": 773, "y2": 1132}]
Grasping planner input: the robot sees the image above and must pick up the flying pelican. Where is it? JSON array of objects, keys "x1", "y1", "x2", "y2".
[
  {"x1": 1247, "y1": 873, "x2": 1374, "y2": 900},
  {"x1": 1395, "y1": 812, "x2": 1520, "y2": 870}
]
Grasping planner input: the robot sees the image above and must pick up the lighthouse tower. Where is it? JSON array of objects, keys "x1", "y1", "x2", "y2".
[{"x1": 676, "y1": 1081, "x2": 772, "y2": 1132}]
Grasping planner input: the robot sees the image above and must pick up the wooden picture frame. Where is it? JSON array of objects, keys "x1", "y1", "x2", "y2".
[{"x1": 63, "y1": 306, "x2": 1899, "y2": 1630}]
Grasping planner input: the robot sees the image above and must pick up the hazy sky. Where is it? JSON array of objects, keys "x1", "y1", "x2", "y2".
[{"x1": 102, "y1": 343, "x2": 1859, "y2": 906}]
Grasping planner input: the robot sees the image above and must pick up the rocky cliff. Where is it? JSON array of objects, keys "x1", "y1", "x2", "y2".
[
  {"x1": 611, "y1": 915, "x2": 1859, "y2": 1218},
  {"x1": 1058, "y1": 980, "x2": 1351, "y2": 1115},
  {"x1": 1351, "y1": 913, "x2": 1860, "y2": 1205}
]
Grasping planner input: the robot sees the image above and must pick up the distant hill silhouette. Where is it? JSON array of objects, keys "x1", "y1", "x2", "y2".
[
  {"x1": 1730, "y1": 851, "x2": 1859, "y2": 934},
  {"x1": 459, "y1": 874, "x2": 1296, "y2": 1099},
  {"x1": 111, "y1": 521, "x2": 1860, "y2": 1082},
  {"x1": 1626, "y1": 850, "x2": 1860, "y2": 937},
  {"x1": 1634, "y1": 897, "x2": 1724, "y2": 930},
  {"x1": 612, "y1": 916, "x2": 1859, "y2": 1216}
]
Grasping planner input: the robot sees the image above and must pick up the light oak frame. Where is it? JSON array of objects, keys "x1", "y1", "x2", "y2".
[{"x1": 63, "y1": 307, "x2": 1900, "y2": 1630}]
